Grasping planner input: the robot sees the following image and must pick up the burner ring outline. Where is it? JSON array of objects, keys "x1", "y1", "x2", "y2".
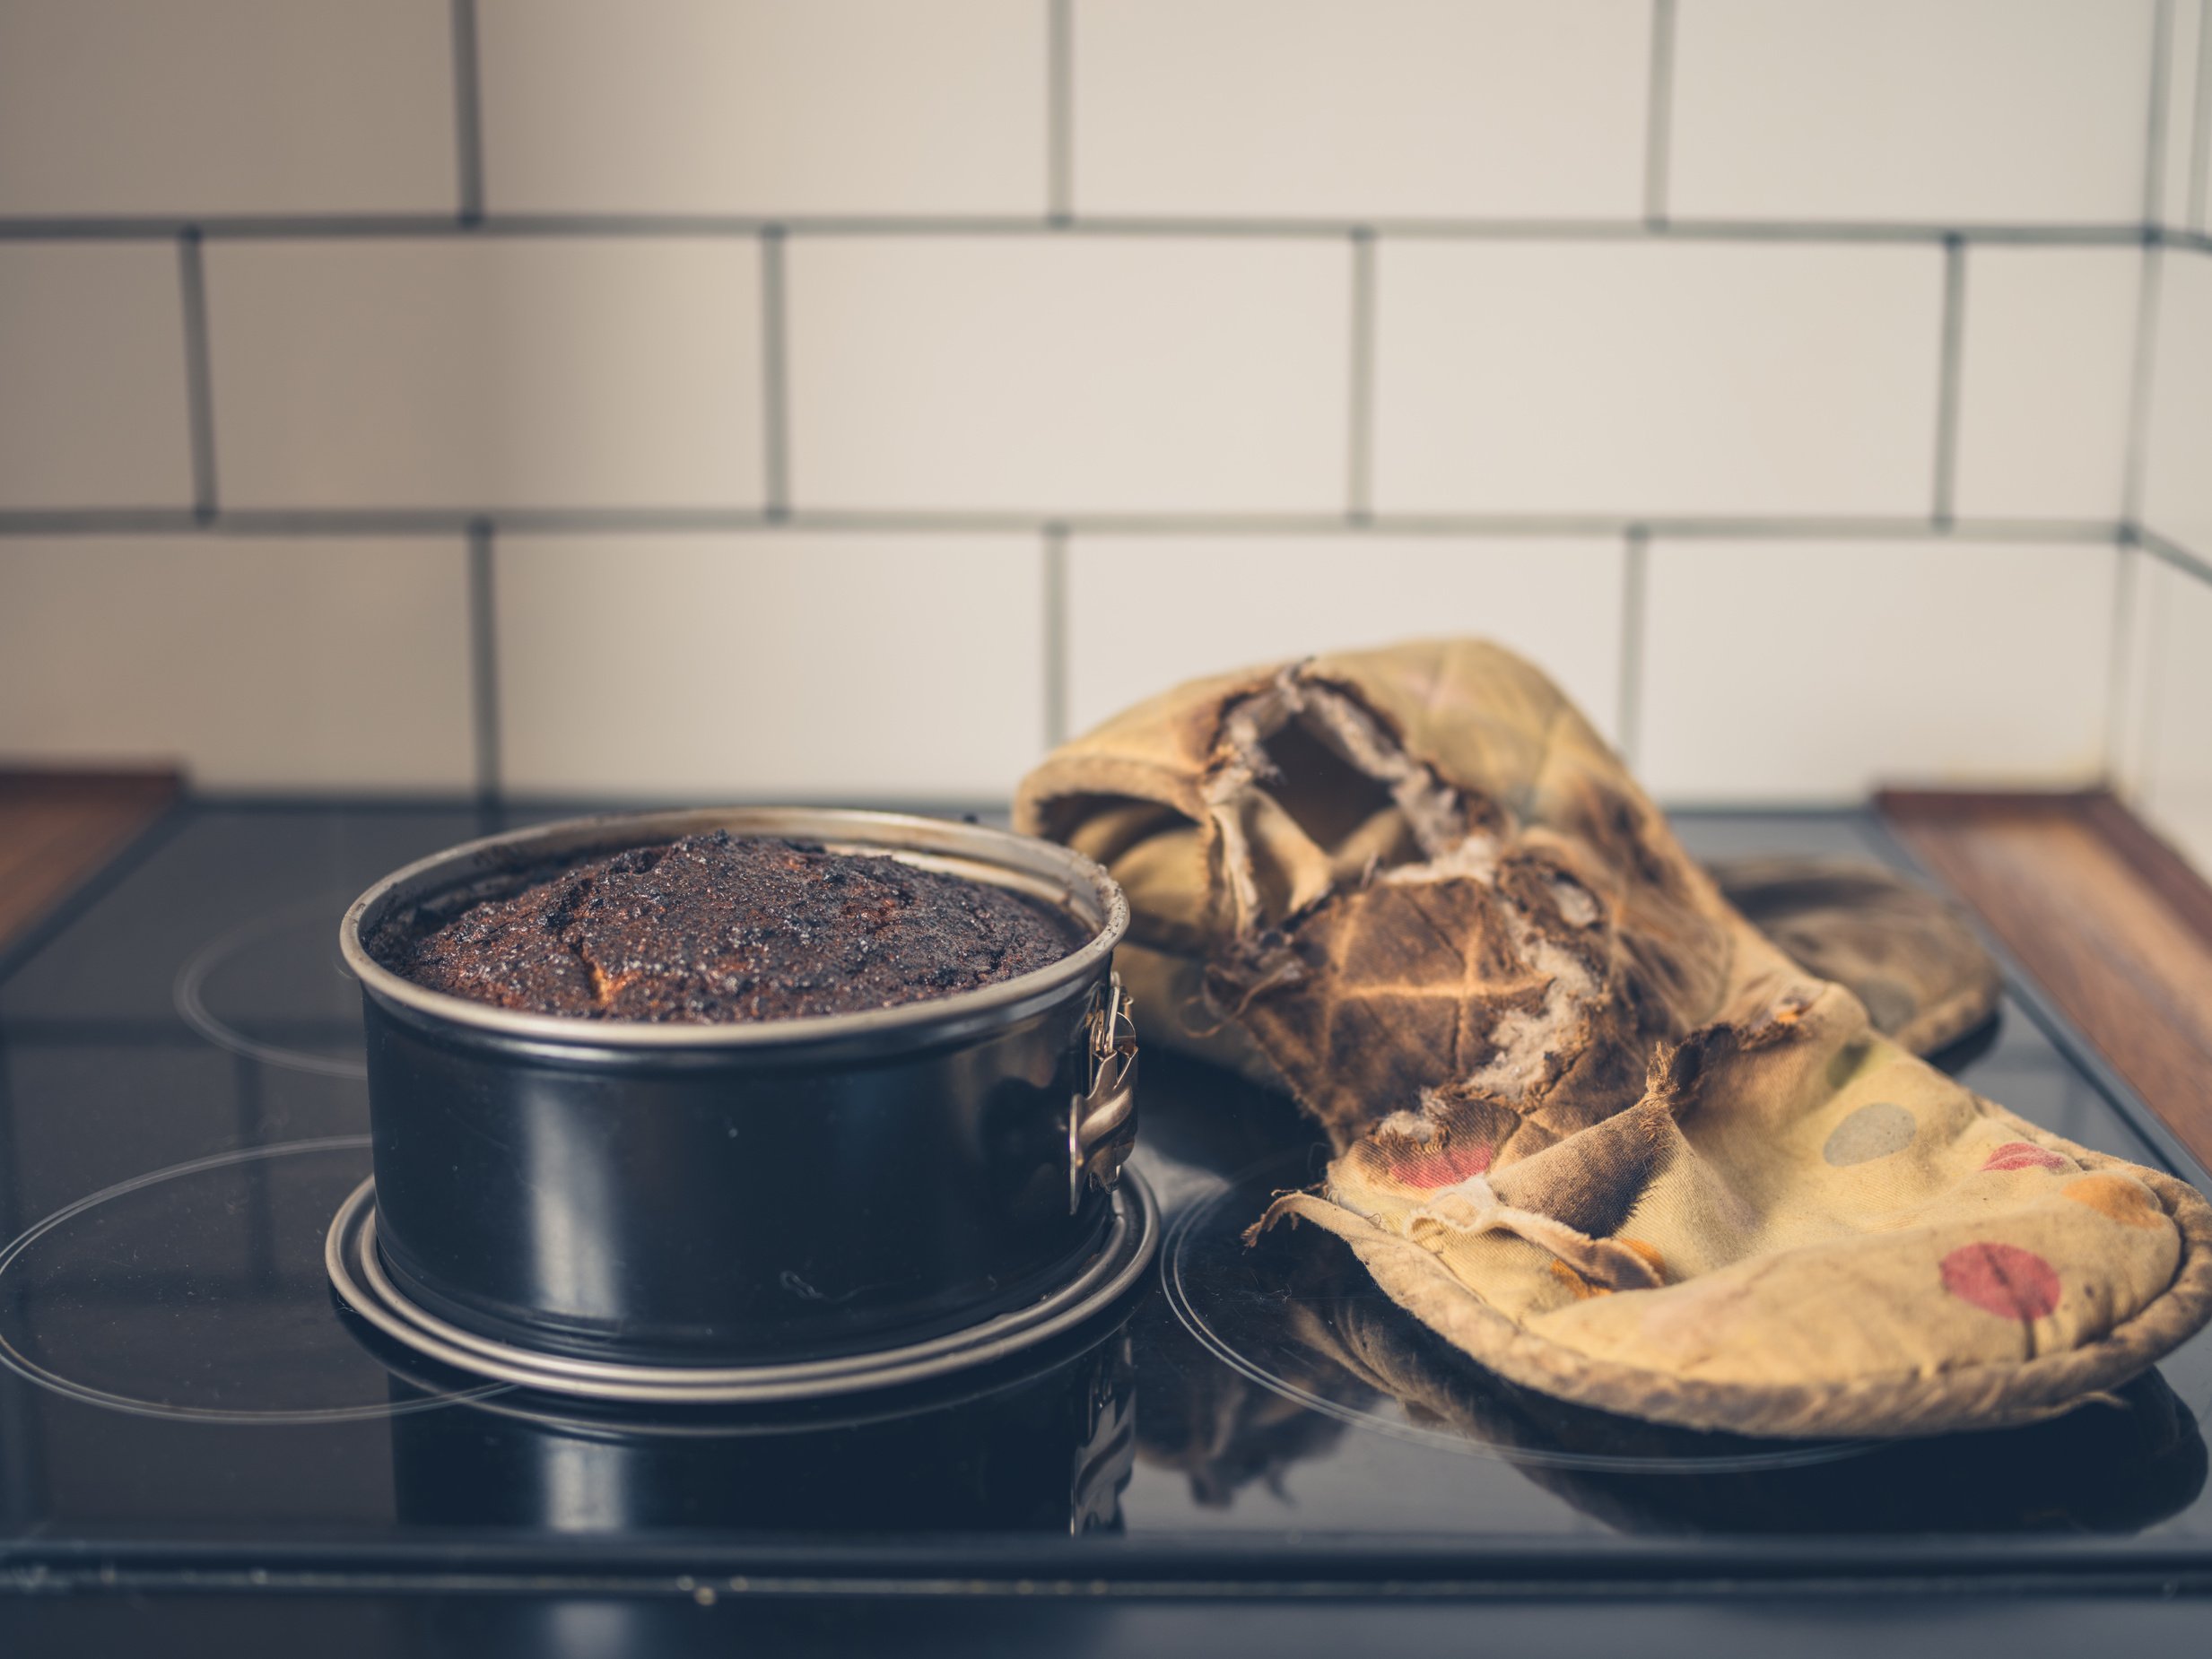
[
  {"x1": 0, "y1": 1137, "x2": 505, "y2": 1423},
  {"x1": 174, "y1": 897, "x2": 370, "y2": 1080}
]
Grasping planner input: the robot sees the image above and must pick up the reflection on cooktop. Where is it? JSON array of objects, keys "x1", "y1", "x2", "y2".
[
  {"x1": 377, "y1": 1324, "x2": 1137, "y2": 1536},
  {"x1": 1153, "y1": 1145, "x2": 2206, "y2": 1532},
  {"x1": 0, "y1": 802, "x2": 2208, "y2": 1583}
]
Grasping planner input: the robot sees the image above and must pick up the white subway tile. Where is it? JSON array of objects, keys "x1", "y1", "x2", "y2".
[
  {"x1": 495, "y1": 534, "x2": 1043, "y2": 800},
  {"x1": 1372, "y1": 241, "x2": 1944, "y2": 517},
  {"x1": 787, "y1": 238, "x2": 1350, "y2": 513},
  {"x1": 1951, "y1": 248, "x2": 2139, "y2": 522},
  {"x1": 2144, "y1": 250, "x2": 2212, "y2": 563},
  {"x1": 2110, "y1": 545, "x2": 2162, "y2": 803},
  {"x1": 1065, "y1": 535, "x2": 1624, "y2": 741},
  {"x1": 0, "y1": 539, "x2": 473, "y2": 790},
  {"x1": 1071, "y1": 0, "x2": 1649, "y2": 220},
  {"x1": 478, "y1": 0, "x2": 1046, "y2": 215},
  {"x1": 1668, "y1": 0, "x2": 2155, "y2": 224},
  {"x1": 205, "y1": 239, "x2": 763, "y2": 510},
  {"x1": 0, "y1": 0, "x2": 455, "y2": 216},
  {"x1": 0, "y1": 244, "x2": 192, "y2": 509},
  {"x1": 2133, "y1": 557, "x2": 2212, "y2": 873},
  {"x1": 2194, "y1": 0, "x2": 2212, "y2": 235},
  {"x1": 1638, "y1": 539, "x2": 2116, "y2": 803}
]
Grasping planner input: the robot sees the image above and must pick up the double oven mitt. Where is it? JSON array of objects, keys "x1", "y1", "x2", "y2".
[{"x1": 1015, "y1": 638, "x2": 2212, "y2": 1438}]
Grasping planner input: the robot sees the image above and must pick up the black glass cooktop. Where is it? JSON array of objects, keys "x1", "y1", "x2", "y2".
[{"x1": 3, "y1": 802, "x2": 2210, "y2": 1647}]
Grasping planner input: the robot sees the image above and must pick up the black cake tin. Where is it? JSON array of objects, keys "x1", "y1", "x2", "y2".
[{"x1": 335, "y1": 807, "x2": 1138, "y2": 1373}]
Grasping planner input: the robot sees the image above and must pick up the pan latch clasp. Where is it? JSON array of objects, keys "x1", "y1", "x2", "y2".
[{"x1": 1069, "y1": 973, "x2": 1139, "y2": 1213}]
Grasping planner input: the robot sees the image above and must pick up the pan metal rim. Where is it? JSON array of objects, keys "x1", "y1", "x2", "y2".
[
  {"x1": 337, "y1": 806, "x2": 1129, "y2": 1053},
  {"x1": 325, "y1": 1171, "x2": 1158, "y2": 1404}
]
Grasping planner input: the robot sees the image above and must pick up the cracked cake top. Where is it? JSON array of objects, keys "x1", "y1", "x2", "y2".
[{"x1": 369, "y1": 830, "x2": 1079, "y2": 1023}]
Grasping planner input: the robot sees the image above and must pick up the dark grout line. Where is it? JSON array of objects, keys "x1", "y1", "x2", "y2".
[
  {"x1": 0, "y1": 508, "x2": 2139, "y2": 543},
  {"x1": 0, "y1": 508, "x2": 204, "y2": 534},
  {"x1": 2138, "y1": 523, "x2": 2212, "y2": 585},
  {"x1": 1047, "y1": 0, "x2": 1074, "y2": 224},
  {"x1": 449, "y1": 0, "x2": 486, "y2": 224},
  {"x1": 0, "y1": 214, "x2": 469, "y2": 241},
  {"x1": 1613, "y1": 221, "x2": 2152, "y2": 248},
  {"x1": 2146, "y1": 0, "x2": 2176, "y2": 227},
  {"x1": 0, "y1": 214, "x2": 2166, "y2": 247},
  {"x1": 1642, "y1": 0, "x2": 1677, "y2": 229},
  {"x1": 760, "y1": 228, "x2": 790, "y2": 519},
  {"x1": 1041, "y1": 525, "x2": 1069, "y2": 750},
  {"x1": 2122, "y1": 244, "x2": 2165, "y2": 525},
  {"x1": 1616, "y1": 530, "x2": 1650, "y2": 765},
  {"x1": 466, "y1": 522, "x2": 501, "y2": 803},
  {"x1": 1345, "y1": 230, "x2": 1376, "y2": 522},
  {"x1": 175, "y1": 230, "x2": 218, "y2": 522},
  {"x1": 1931, "y1": 235, "x2": 1967, "y2": 530}
]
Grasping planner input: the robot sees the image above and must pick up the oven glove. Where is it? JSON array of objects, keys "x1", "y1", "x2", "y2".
[
  {"x1": 1706, "y1": 855, "x2": 1999, "y2": 1062},
  {"x1": 1256, "y1": 1224, "x2": 2208, "y2": 1532},
  {"x1": 1015, "y1": 638, "x2": 2212, "y2": 1438}
]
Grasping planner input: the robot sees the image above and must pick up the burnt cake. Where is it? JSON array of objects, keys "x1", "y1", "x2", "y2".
[{"x1": 371, "y1": 830, "x2": 1079, "y2": 1023}]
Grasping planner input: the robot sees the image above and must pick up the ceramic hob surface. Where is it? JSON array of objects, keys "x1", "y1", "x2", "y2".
[{"x1": 2, "y1": 803, "x2": 2211, "y2": 1594}]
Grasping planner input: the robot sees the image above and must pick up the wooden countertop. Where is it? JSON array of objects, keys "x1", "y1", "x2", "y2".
[
  {"x1": 1882, "y1": 789, "x2": 2212, "y2": 1174},
  {"x1": 0, "y1": 770, "x2": 179, "y2": 960}
]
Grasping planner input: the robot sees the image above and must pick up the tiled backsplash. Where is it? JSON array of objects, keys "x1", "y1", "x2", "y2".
[
  {"x1": 0, "y1": 538, "x2": 475, "y2": 790},
  {"x1": 205, "y1": 237, "x2": 767, "y2": 508},
  {"x1": 492, "y1": 534, "x2": 1046, "y2": 800},
  {"x1": 784, "y1": 235, "x2": 1352, "y2": 513},
  {"x1": 1637, "y1": 539, "x2": 2120, "y2": 801},
  {"x1": 0, "y1": 0, "x2": 2208, "y2": 873},
  {"x1": 2135, "y1": 245, "x2": 2212, "y2": 872},
  {"x1": 1371, "y1": 239, "x2": 1948, "y2": 517}
]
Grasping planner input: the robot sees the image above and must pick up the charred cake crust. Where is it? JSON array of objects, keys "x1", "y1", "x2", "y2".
[{"x1": 371, "y1": 830, "x2": 1078, "y2": 1023}]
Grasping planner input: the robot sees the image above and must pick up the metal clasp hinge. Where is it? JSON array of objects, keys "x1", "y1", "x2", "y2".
[{"x1": 1069, "y1": 972, "x2": 1139, "y2": 1214}]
